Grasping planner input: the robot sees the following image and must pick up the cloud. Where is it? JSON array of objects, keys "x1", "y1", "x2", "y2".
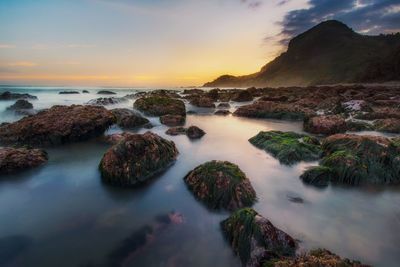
[
  {"x1": 0, "y1": 44, "x2": 15, "y2": 49},
  {"x1": 241, "y1": 0, "x2": 263, "y2": 9},
  {"x1": 276, "y1": 0, "x2": 400, "y2": 44}
]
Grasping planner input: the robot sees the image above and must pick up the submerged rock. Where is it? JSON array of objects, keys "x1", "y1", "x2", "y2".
[
  {"x1": 249, "y1": 131, "x2": 322, "y2": 165},
  {"x1": 97, "y1": 90, "x2": 116, "y2": 95},
  {"x1": 0, "y1": 91, "x2": 37, "y2": 100},
  {"x1": 87, "y1": 97, "x2": 128, "y2": 106},
  {"x1": 59, "y1": 91, "x2": 79, "y2": 94},
  {"x1": 0, "y1": 147, "x2": 48, "y2": 174},
  {"x1": 111, "y1": 108, "x2": 149, "y2": 129},
  {"x1": 304, "y1": 115, "x2": 347, "y2": 135},
  {"x1": 221, "y1": 208, "x2": 296, "y2": 267},
  {"x1": 134, "y1": 96, "x2": 186, "y2": 116},
  {"x1": 301, "y1": 134, "x2": 400, "y2": 186},
  {"x1": 184, "y1": 161, "x2": 256, "y2": 210},
  {"x1": 160, "y1": 114, "x2": 186, "y2": 126},
  {"x1": 99, "y1": 132, "x2": 178, "y2": 186},
  {"x1": 82, "y1": 90, "x2": 89, "y2": 93},
  {"x1": 186, "y1": 126, "x2": 205, "y2": 139},
  {"x1": 6, "y1": 99, "x2": 33, "y2": 111},
  {"x1": 214, "y1": 110, "x2": 231, "y2": 116},
  {"x1": 0, "y1": 105, "x2": 115, "y2": 146}
]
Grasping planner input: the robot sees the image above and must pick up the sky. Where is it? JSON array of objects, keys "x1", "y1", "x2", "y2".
[{"x1": 0, "y1": 0, "x2": 399, "y2": 87}]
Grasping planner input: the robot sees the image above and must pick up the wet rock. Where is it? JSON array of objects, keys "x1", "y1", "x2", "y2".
[
  {"x1": 0, "y1": 105, "x2": 115, "y2": 146},
  {"x1": 165, "y1": 127, "x2": 187, "y2": 136},
  {"x1": 342, "y1": 100, "x2": 372, "y2": 113},
  {"x1": 97, "y1": 90, "x2": 116, "y2": 95},
  {"x1": 0, "y1": 91, "x2": 37, "y2": 100},
  {"x1": 6, "y1": 99, "x2": 33, "y2": 111},
  {"x1": 374, "y1": 118, "x2": 400, "y2": 133},
  {"x1": 190, "y1": 96, "x2": 215, "y2": 108},
  {"x1": 134, "y1": 96, "x2": 186, "y2": 116},
  {"x1": 82, "y1": 90, "x2": 89, "y2": 93},
  {"x1": 111, "y1": 108, "x2": 149, "y2": 129},
  {"x1": 182, "y1": 89, "x2": 204, "y2": 95},
  {"x1": 0, "y1": 147, "x2": 48, "y2": 174},
  {"x1": 304, "y1": 115, "x2": 347, "y2": 135},
  {"x1": 301, "y1": 134, "x2": 400, "y2": 186},
  {"x1": 160, "y1": 114, "x2": 185, "y2": 126},
  {"x1": 217, "y1": 102, "x2": 231, "y2": 108},
  {"x1": 102, "y1": 132, "x2": 133, "y2": 144},
  {"x1": 221, "y1": 208, "x2": 296, "y2": 267},
  {"x1": 87, "y1": 97, "x2": 128, "y2": 106},
  {"x1": 259, "y1": 95, "x2": 288, "y2": 102},
  {"x1": 345, "y1": 120, "x2": 374, "y2": 131},
  {"x1": 214, "y1": 110, "x2": 231, "y2": 116},
  {"x1": 234, "y1": 101, "x2": 314, "y2": 120},
  {"x1": 99, "y1": 132, "x2": 178, "y2": 186},
  {"x1": 59, "y1": 91, "x2": 80, "y2": 94},
  {"x1": 231, "y1": 90, "x2": 253, "y2": 102},
  {"x1": 134, "y1": 89, "x2": 181, "y2": 99},
  {"x1": 269, "y1": 249, "x2": 370, "y2": 267},
  {"x1": 186, "y1": 126, "x2": 205, "y2": 139},
  {"x1": 249, "y1": 131, "x2": 322, "y2": 165},
  {"x1": 184, "y1": 161, "x2": 257, "y2": 210}
]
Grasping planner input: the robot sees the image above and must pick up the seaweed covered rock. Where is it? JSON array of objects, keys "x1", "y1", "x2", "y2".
[
  {"x1": 0, "y1": 105, "x2": 115, "y2": 146},
  {"x1": 111, "y1": 108, "x2": 149, "y2": 129},
  {"x1": 232, "y1": 90, "x2": 253, "y2": 102},
  {"x1": 234, "y1": 101, "x2": 314, "y2": 120},
  {"x1": 184, "y1": 161, "x2": 256, "y2": 210},
  {"x1": 134, "y1": 96, "x2": 186, "y2": 116},
  {"x1": 269, "y1": 249, "x2": 370, "y2": 267},
  {"x1": 160, "y1": 114, "x2": 185, "y2": 126},
  {"x1": 0, "y1": 91, "x2": 37, "y2": 100},
  {"x1": 373, "y1": 118, "x2": 400, "y2": 133},
  {"x1": 186, "y1": 126, "x2": 205, "y2": 139},
  {"x1": 249, "y1": 131, "x2": 322, "y2": 165},
  {"x1": 221, "y1": 208, "x2": 296, "y2": 267},
  {"x1": 87, "y1": 97, "x2": 128, "y2": 106},
  {"x1": 190, "y1": 96, "x2": 215, "y2": 108},
  {"x1": 99, "y1": 132, "x2": 178, "y2": 186},
  {"x1": 304, "y1": 115, "x2": 347, "y2": 135},
  {"x1": 301, "y1": 134, "x2": 400, "y2": 186},
  {"x1": 0, "y1": 147, "x2": 48, "y2": 175}
]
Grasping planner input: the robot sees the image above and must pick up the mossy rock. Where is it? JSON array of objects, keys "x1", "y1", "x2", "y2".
[
  {"x1": 301, "y1": 134, "x2": 400, "y2": 186},
  {"x1": 184, "y1": 161, "x2": 256, "y2": 211},
  {"x1": 134, "y1": 96, "x2": 185, "y2": 116},
  {"x1": 221, "y1": 208, "x2": 296, "y2": 267},
  {"x1": 249, "y1": 131, "x2": 322, "y2": 165}
]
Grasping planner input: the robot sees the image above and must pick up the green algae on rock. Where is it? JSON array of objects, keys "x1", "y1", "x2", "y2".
[
  {"x1": 301, "y1": 134, "x2": 400, "y2": 186},
  {"x1": 184, "y1": 161, "x2": 256, "y2": 211},
  {"x1": 221, "y1": 208, "x2": 296, "y2": 267},
  {"x1": 134, "y1": 96, "x2": 186, "y2": 116},
  {"x1": 249, "y1": 131, "x2": 322, "y2": 165},
  {"x1": 99, "y1": 132, "x2": 178, "y2": 186}
]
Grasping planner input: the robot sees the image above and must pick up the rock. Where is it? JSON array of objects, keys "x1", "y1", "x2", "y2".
[
  {"x1": 97, "y1": 90, "x2": 116, "y2": 95},
  {"x1": 87, "y1": 97, "x2": 128, "y2": 106},
  {"x1": 186, "y1": 126, "x2": 205, "y2": 139},
  {"x1": 374, "y1": 118, "x2": 400, "y2": 133},
  {"x1": 6, "y1": 100, "x2": 33, "y2": 111},
  {"x1": 249, "y1": 131, "x2": 322, "y2": 165},
  {"x1": 231, "y1": 90, "x2": 253, "y2": 102},
  {"x1": 59, "y1": 91, "x2": 80, "y2": 94},
  {"x1": 102, "y1": 132, "x2": 132, "y2": 144},
  {"x1": 111, "y1": 108, "x2": 149, "y2": 129},
  {"x1": 184, "y1": 161, "x2": 257, "y2": 210},
  {"x1": 345, "y1": 120, "x2": 374, "y2": 131},
  {"x1": 217, "y1": 102, "x2": 231, "y2": 108},
  {"x1": 0, "y1": 147, "x2": 48, "y2": 174},
  {"x1": 82, "y1": 90, "x2": 89, "y2": 93},
  {"x1": 134, "y1": 96, "x2": 186, "y2": 116},
  {"x1": 99, "y1": 132, "x2": 178, "y2": 186},
  {"x1": 300, "y1": 134, "x2": 400, "y2": 186},
  {"x1": 190, "y1": 96, "x2": 215, "y2": 108},
  {"x1": 221, "y1": 208, "x2": 296, "y2": 267},
  {"x1": 165, "y1": 127, "x2": 187, "y2": 136},
  {"x1": 134, "y1": 89, "x2": 181, "y2": 99},
  {"x1": 0, "y1": 91, "x2": 37, "y2": 100},
  {"x1": 259, "y1": 96, "x2": 288, "y2": 102},
  {"x1": 214, "y1": 110, "x2": 231, "y2": 116},
  {"x1": 182, "y1": 89, "x2": 204, "y2": 95},
  {"x1": 234, "y1": 101, "x2": 314, "y2": 120},
  {"x1": 160, "y1": 114, "x2": 185, "y2": 126},
  {"x1": 304, "y1": 115, "x2": 347, "y2": 135},
  {"x1": 269, "y1": 249, "x2": 370, "y2": 267},
  {"x1": 0, "y1": 105, "x2": 115, "y2": 146},
  {"x1": 342, "y1": 100, "x2": 372, "y2": 113}
]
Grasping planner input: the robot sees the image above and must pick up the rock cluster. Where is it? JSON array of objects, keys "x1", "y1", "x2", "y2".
[
  {"x1": 0, "y1": 91, "x2": 37, "y2": 100},
  {"x1": 165, "y1": 125, "x2": 205, "y2": 139}
]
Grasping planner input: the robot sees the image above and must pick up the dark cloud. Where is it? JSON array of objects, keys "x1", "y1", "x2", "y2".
[
  {"x1": 277, "y1": 0, "x2": 400, "y2": 44},
  {"x1": 241, "y1": 0, "x2": 263, "y2": 9}
]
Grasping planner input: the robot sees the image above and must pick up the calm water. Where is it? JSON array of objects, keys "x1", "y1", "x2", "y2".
[{"x1": 0, "y1": 86, "x2": 399, "y2": 267}]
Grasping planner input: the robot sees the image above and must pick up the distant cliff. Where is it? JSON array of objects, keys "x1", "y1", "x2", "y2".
[{"x1": 204, "y1": 20, "x2": 400, "y2": 87}]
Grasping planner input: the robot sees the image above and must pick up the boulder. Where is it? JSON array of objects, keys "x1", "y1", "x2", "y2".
[
  {"x1": 0, "y1": 105, "x2": 115, "y2": 146},
  {"x1": 0, "y1": 147, "x2": 48, "y2": 174},
  {"x1": 304, "y1": 115, "x2": 347, "y2": 135},
  {"x1": 6, "y1": 99, "x2": 33, "y2": 111},
  {"x1": 0, "y1": 91, "x2": 37, "y2": 100},
  {"x1": 221, "y1": 208, "x2": 296, "y2": 267},
  {"x1": 231, "y1": 90, "x2": 253, "y2": 102},
  {"x1": 134, "y1": 96, "x2": 186, "y2": 116},
  {"x1": 249, "y1": 131, "x2": 322, "y2": 165},
  {"x1": 186, "y1": 126, "x2": 205, "y2": 139},
  {"x1": 184, "y1": 161, "x2": 257, "y2": 210},
  {"x1": 301, "y1": 134, "x2": 400, "y2": 186},
  {"x1": 97, "y1": 90, "x2": 116, "y2": 95},
  {"x1": 160, "y1": 114, "x2": 185, "y2": 126},
  {"x1": 190, "y1": 96, "x2": 215, "y2": 108},
  {"x1": 99, "y1": 132, "x2": 178, "y2": 186},
  {"x1": 111, "y1": 108, "x2": 149, "y2": 129}
]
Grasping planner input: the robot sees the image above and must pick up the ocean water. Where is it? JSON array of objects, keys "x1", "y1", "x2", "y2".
[{"x1": 0, "y1": 86, "x2": 399, "y2": 267}]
